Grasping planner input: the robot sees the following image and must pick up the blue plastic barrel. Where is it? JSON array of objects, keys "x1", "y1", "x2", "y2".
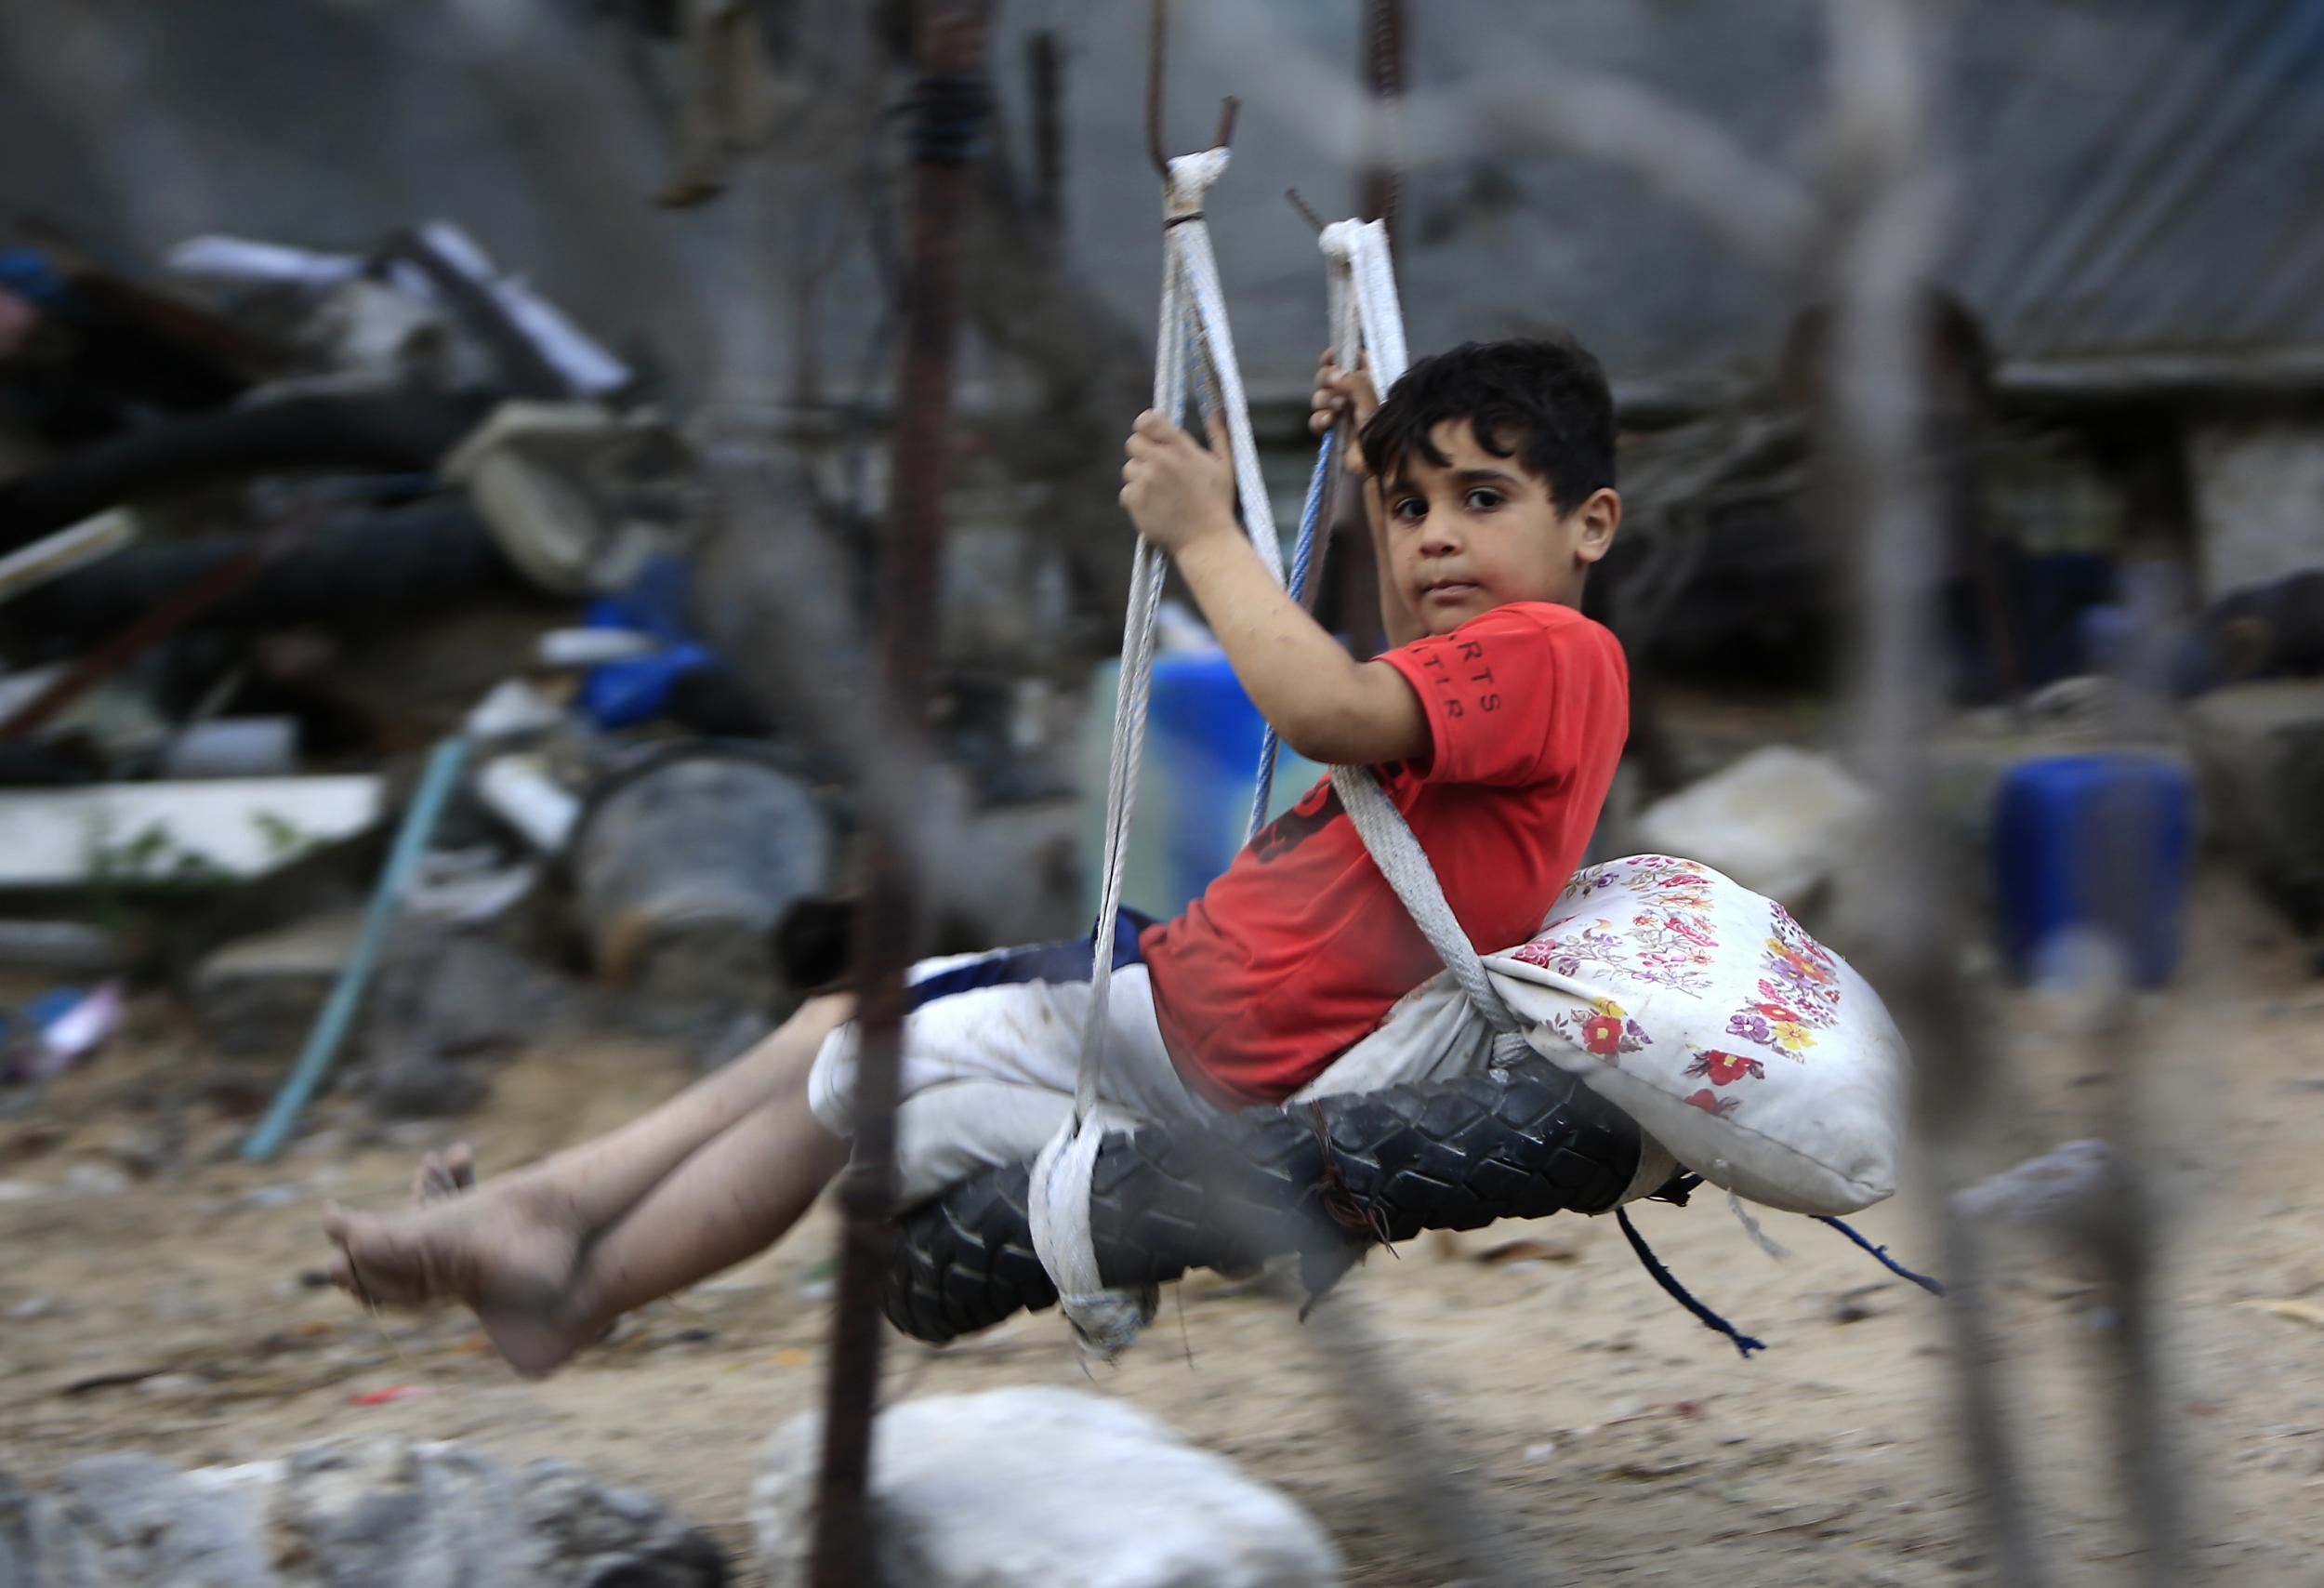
[
  {"x1": 1081, "y1": 652, "x2": 1323, "y2": 920},
  {"x1": 1992, "y1": 752, "x2": 2195, "y2": 986}
]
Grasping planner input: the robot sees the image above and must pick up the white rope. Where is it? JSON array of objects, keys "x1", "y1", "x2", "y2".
[
  {"x1": 1320, "y1": 218, "x2": 1409, "y2": 390},
  {"x1": 1328, "y1": 765, "x2": 1524, "y2": 1046},
  {"x1": 1031, "y1": 148, "x2": 1283, "y2": 1357},
  {"x1": 1317, "y1": 220, "x2": 1526, "y2": 1055},
  {"x1": 1031, "y1": 203, "x2": 1525, "y2": 1357}
]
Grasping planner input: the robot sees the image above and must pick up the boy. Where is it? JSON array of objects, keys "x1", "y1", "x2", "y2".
[{"x1": 322, "y1": 336, "x2": 1627, "y2": 1374}]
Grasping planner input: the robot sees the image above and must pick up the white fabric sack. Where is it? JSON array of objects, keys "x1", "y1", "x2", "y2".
[{"x1": 1484, "y1": 854, "x2": 1908, "y2": 1215}]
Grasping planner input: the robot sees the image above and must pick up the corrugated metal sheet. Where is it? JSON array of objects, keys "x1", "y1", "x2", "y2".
[
  {"x1": 1952, "y1": 0, "x2": 2324, "y2": 361},
  {"x1": 997, "y1": 0, "x2": 2324, "y2": 385},
  {"x1": 0, "y1": 0, "x2": 2312, "y2": 390}
]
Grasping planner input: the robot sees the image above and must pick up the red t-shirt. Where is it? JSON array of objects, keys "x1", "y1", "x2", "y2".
[{"x1": 1141, "y1": 602, "x2": 1630, "y2": 1105}]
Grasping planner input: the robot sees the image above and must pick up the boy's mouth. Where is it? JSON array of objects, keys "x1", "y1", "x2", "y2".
[{"x1": 1420, "y1": 579, "x2": 1480, "y2": 602}]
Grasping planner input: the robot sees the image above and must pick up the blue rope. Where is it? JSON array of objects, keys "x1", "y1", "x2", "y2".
[
  {"x1": 1617, "y1": 1207, "x2": 1766, "y2": 1359},
  {"x1": 1816, "y1": 1216, "x2": 1947, "y2": 1296},
  {"x1": 1248, "y1": 429, "x2": 1339, "y2": 840}
]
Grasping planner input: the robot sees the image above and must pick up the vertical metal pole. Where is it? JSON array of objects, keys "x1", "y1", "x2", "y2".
[
  {"x1": 1358, "y1": 0, "x2": 1406, "y2": 248},
  {"x1": 808, "y1": 5, "x2": 988, "y2": 1584},
  {"x1": 1027, "y1": 28, "x2": 1064, "y2": 233},
  {"x1": 1818, "y1": 3, "x2": 2045, "y2": 1581}
]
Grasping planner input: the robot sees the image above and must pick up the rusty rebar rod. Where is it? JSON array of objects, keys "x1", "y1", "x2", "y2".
[
  {"x1": 1358, "y1": 0, "x2": 1406, "y2": 245},
  {"x1": 1145, "y1": 0, "x2": 1237, "y2": 178},
  {"x1": 1027, "y1": 28, "x2": 1065, "y2": 231},
  {"x1": 807, "y1": 3, "x2": 990, "y2": 1583}
]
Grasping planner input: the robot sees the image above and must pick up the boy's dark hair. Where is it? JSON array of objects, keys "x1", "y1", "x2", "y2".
[{"x1": 1359, "y1": 334, "x2": 1617, "y2": 514}]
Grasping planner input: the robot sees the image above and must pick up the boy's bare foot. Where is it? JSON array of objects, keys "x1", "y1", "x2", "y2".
[
  {"x1": 323, "y1": 1160, "x2": 596, "y2": 1377},
  {"x1": 409, "y1": 1143, "x2": 477, "y2": 1205}
]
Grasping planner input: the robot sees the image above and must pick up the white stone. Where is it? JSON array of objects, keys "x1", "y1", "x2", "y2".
[
  {"x1": 2185, "y1": 419, "x2": 2324, "y2": 599},
  {"x1": 1632, "y1": 745, "x2": 1873, "y2": 910},
  {"x1": 750, "y1": 1386, "x2": 1341, "y2": 1588}
]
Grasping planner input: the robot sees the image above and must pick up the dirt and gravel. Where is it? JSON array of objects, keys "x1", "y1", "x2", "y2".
[{"x1": 7, "y1": 867, "x2": 2324, "y2": 1584}]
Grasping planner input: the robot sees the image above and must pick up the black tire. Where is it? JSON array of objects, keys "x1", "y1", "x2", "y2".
[
  {"x1": 5, "y1": 500, "x2": 517, "y2": 661},
  {"x1": 0, "y1": 391, "x2": 495, "y2": 550},
  {"x1": 884, "y1": 1054, "x2": 1644, "y2": 1344}
]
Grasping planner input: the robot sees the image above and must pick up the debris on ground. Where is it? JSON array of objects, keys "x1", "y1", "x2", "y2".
[
  {"x1": 0, "y1": 1436, "x2": 726, "y2": 1587},
  {"x1": 0, "y1": 920, "x2": 124, "y2": 973},
  {"x1": 191, "y1": 911, "x2": 365, "y2": 1059},
  {"x1": 750, "y1": 1386, "x2": 1341, "y2": 1588},
  {"x1": 2187, "y1": 681, "x2": 2324, "y2": 971},
  {"x1": 0, "y1": 776, "x2": 383, "y2": 890},
  {"x1": 569, "y1": 744, "x2": 838, "y2": 1028},
  {"x1": 3, "y1": 980, "x2": 124, "y2": 1084},
  {"x1": 0, "y1": 219, "x2": 913, "y2": 1131}
]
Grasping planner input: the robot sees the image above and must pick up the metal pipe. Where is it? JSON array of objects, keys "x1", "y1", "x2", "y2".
[
  {"x1": 807, "y1": 3, "x2": 989, "y2": 1583},
  {"x1": 243, "y1": 735, "x2": 470, "y2": 1161}
]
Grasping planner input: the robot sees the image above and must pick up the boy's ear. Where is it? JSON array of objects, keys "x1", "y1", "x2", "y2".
[{"x1": 1570, "y1": 487, "x2": 1621, "y2": 565}]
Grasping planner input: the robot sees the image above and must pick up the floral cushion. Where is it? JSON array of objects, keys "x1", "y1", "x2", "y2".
[{"x1": 1484, "y1": 854, "x2": 1908, "y2": 1216}]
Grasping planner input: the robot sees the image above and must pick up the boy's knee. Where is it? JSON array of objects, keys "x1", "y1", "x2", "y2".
[
  {"x1": 723, "y1": 995, "x2": 854, "y2": 1099},
  {"x1": 792, "y1": 992, "x2": 856, "y2": 1036},
  {"x1": 777, "y1": 995, "x2": 855, "y2": 1084}
]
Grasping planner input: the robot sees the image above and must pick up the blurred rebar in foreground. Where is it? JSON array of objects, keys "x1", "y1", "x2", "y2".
[{"x1": 808, "y1": 4, "x2": 990, "y2": 1585}]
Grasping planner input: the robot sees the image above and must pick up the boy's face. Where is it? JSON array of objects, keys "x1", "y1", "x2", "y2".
[{"x1": 1377, "y1": 419, "x2": 1620, "y2": 636}]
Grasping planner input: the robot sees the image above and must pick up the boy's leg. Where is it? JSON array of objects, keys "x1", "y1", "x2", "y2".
[
  {"x1": 499, "y1": 991, "x2": 854, "y2": 1229},
  {"x1": 322, "y1": 997, "x2": 852, "y2": 1342},
  {"x1": 529, "y1": 1076, "x2": 851, "y2": 1365}
]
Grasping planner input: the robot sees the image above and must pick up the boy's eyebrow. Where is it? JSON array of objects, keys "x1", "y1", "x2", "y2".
[
  {"x1": 1451, "y1": 467, "x2": 1525, "y2": 490},
  {"x1": 1381, "y1": 466, "x2": 1531, "y2": 498}
]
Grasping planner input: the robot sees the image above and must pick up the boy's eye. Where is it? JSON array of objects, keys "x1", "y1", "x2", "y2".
[
  {"x1": 1464, "y1": 487, "x2": 1504, "y2": 512},
  {"x1": 1390, "y1": 496, "x2": 1427, "y2": 523}
]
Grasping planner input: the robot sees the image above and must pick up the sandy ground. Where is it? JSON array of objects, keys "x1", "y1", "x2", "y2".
[{"x1": 7, "y1": 866, "x2": 2324, "y2": 1585}]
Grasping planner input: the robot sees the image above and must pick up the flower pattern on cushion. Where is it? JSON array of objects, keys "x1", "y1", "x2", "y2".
[
  {"x1": 1765, "y1": 903, "x2": 1842, "y2": 1026},
  {"x1": 1512, "y1": 859, "x2": 1857, "y2": 1096},
  {"x1": 1736, "y1": 999, "x2": 1816, "y2": 1055},
  {"x1": 1548, "y1": 996, "x2": 1652, "y2": 1062},
  {"x1": 1485, "y1": 856, "x2": 1904, "y2": 1212},
  {"x1": 1685, "y1": 1048, "x2": 1764, "y2": 1086},
  {"x1": 1514, "y1": 856, "x2": 1723, "y2": 998},
  {"x1": 1722, "y1": 902, "x2": 1842, "y2": 1057}
]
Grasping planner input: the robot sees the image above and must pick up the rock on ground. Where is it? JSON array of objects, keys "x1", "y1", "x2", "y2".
[
  {"x1": 0, "y1": 1436, "x2": 725, "y2": 1587},
  {"x1": 1632, "y1": 744, "x2": 1873, "y2": 911},
  {"x1": 751, "y1": 1385, "x2": 1341, "y2": 1588},
  {"x1": 190, "y1": 909, "x2": 366, "y2": 1058},
  {"x1": 2188, "y1": 681, "x2": 2324, "y2": 947}
]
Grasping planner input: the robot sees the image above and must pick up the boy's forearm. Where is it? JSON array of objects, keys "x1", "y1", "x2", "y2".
[
  {"x1": 1169, "y1": 519, "x2": 1424, "y2": 765},
  {"x1": 1174, "y1": 524, "x2": 1363, "y2": 723}
]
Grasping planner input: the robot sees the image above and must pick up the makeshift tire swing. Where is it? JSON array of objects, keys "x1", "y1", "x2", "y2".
[
  {"x1": 885, "y1": 1052, "x2": 1648, "y2": 1345},
  {"x1": 882, "y1": 136, "x2": 1926, "y2": 1360}
]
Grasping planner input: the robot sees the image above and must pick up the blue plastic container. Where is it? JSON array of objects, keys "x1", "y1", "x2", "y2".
[
  {"x1": 1081, "y1": 652, "x2": 1323, "y2": 920},
  {"x1": 577, "y1": 557, "x2": 711, "y2": 729},
  {"x1": 1992, "y1": 752, "x2": 2195, "y2": 986}
]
